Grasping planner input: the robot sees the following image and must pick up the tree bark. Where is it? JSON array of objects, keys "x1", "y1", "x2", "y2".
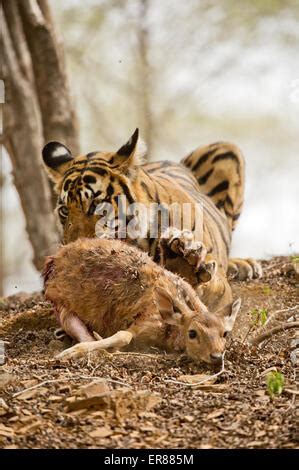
[
  {"x1": 1, "y1": 0, "x2": 79, "y2": 271},
  {"x1": 0, "y1": 149, "x2": 4, "y2": 297},
  {"x1": 137, "y1": 0, "x2": 153, "y2": 159},
  {"x1": 18, "y1": 0, "x2": 80, "y2": 154}
]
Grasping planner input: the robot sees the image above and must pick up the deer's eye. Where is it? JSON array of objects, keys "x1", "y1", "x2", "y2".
[
  {"x1": 223, "y1": 331, "x2": 228, "y2": 338},
  {"x1": 188, "y1": 329, "x2": 197, "y2": 339}
]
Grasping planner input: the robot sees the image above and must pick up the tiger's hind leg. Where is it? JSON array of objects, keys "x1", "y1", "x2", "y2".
[
  {"x1": 181, "y1": 142, "x2": 244, "y2": 232},
  {"x1": 182, "y1": 142, "x2": 262, "y2": 280},
  {"x1": 228, "y1": 258, "x2": 263, "y2": 281}
]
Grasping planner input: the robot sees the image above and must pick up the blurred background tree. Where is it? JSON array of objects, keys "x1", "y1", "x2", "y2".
[
  {"x1": 2, "y1": 0, "x2": 79, "y2": 277},
  {"x1": 1, "y1": 0, "x2": 299, "y2": 295}
]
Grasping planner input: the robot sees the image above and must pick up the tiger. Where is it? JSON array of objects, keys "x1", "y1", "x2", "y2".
[{"x1": 42, "y1": 128, "x2": 262, "y2": 311}]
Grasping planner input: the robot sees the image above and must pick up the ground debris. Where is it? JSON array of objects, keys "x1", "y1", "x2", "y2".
[
  {"x1": 0, "y1": 256, "x2": 297, "y2": 448},
  {"x1": 65, "y1": 389, "x2": 162, "y2": 419}
]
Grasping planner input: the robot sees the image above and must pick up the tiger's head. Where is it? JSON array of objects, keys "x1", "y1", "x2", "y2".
[{"x1": 42, "y1": 129, "x2": 144, "y2": 243}]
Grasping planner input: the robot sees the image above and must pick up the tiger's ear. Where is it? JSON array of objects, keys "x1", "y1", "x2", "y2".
[
  {"x1": 42, "y1": 141, "x2": 74, "y2": 183},
  {"x1": 114, "y1": 128, "x2": 143, "y2": 169}
]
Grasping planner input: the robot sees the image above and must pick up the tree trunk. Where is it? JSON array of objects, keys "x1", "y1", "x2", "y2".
[
  {"x1": 137, "y1": 0, "x2": 153, "y2": 159},
  {"x1": 0, "y1": 150, "x2": 4, "y2": 297},
  {"x1": 1, "y1": 0, "x2": 79, "y2": 271},
  {"x1": 18, "y1": 0, "x2": 79, "y2": 153}
]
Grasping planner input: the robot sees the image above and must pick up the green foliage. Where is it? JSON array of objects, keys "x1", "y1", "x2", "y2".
[
  {"x1": 266, "y1": 371, "x2": 284, "y2": 397},
  {"x1": 251, "y1": 308, "x2": 268, "y2": 327},
  {"x1": 263, "y1": 286, "x2": 272, "y2": 296},
  {"x1": 291, "y1": 256, "x2": 299, "y2": 263}
]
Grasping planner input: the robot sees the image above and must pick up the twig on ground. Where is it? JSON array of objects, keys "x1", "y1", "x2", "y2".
[
  {"x1": 12, "y1": 375, "x2": 131, "y2": 398},
  {"x1": 250, "y1": 322, "x2": 299, "y2": 346},
  {"x1": 264, "y1": 305, "x2": 298, "y2": 326},
  {"x1": 283, "y1": 369, "x2": 297, "y2": 413},
  {"x1": 113, "y1": 351, "x2": 168, "y2": 360},
  {"x1": 242, "y1": 324, "x2": 254, "y2": 344},
  {"x1": 284, "y1": 388, "x2": 299, "y2": 396},
  {"x1": 164, "y1": 352, "x2": 226, "y2": 387}
]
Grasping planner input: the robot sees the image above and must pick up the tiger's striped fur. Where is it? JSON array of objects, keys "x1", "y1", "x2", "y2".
[
  {"x1": 42, "y1": 129, "x2": 260, "y2": 310},
  {"x1": 182, "y1": 142, "x2": 245, "y2": 232}
]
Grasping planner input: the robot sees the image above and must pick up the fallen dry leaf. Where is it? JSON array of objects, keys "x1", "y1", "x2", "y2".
[
  {"x1": 0, "y1": 372, "x2": 16, "y2": 390},
  {"x1": 178, "y1": 373, "x2": 217, "y2": 385},
  {"x1": 15, "y1": 386, "x2": 48, "y2": 400},
  {"x1": 256, "y1": 430, "x2": 267, "y2": 438},
  {"x1": 193, "y1": 384, "x2": 229, "y2": 392},
  {"x1": 0, "y1": 397, "x2": 9, "y2": 416},
  {"x1": 206, "y1": 409, "x2": 225, "y2": 420},
  {"x1": 17, "y1": 421, "x2": 41, "y2": 435},
  {"x1": 255, "y1": 390, "x2": 266, "y2": 397},
  {"x1": 20, "y1": 379, "x2": 39, "y2": 387},
  {"x1": 79, "y1": 380, "x2": 110, "y2": 398},
  {"x1": 65, "y1": 389, "x2": 162, "y2": 418},
  {"x1": 48, "y1": 395, "x2": 63, "y2": 403},
  {"x1": 138, "y1": 411, "x2": 157, "y2": 419},
  {"x1": 0, "y1": 423, "x2": 14, "y2": 438},
  {"x1": 184, "y1": 415, "x2": 195, "y2": 422},
  {"x1": 19, "y1": 415, "x2": 36, "y2": 424},
  {"x1": 140, "y1": 425, "x2": 156, "y2": 432},
  {"x1": 88, "y1": 427, "x2": 113, "y2": 438},
  {"x1": 8, "y1": 416, "x2": 19, "y2": 423}
]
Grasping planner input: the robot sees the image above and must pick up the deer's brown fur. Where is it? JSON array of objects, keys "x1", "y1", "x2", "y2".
[{"x1": 44, "y1": 238, "x2": 240, "y2": 364}]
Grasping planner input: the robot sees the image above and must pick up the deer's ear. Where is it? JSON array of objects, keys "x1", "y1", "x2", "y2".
[
  {"x1": 216, "y1": 298, "x2": 241, "y2": 332},
  {"x1": 42, "y1": 141, "x2": 74, "y2": 183},
  {"x1": 113, "y1": 128, "x2": 141, "y2": 169},
  {"x1": 154, "y1": 287, "x2": 182, "y2": 325}
]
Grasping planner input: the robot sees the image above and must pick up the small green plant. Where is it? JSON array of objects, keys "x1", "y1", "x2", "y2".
[
  {"x1": 266, "y1": 371, "x2": 284, "y2": 397},
  {"x1": 291, "y1": 255, "x2": 299, "y2": 263},
  {"x1": 263, "y1": 286, "x2": 272, "y2": 296},
  {"x1": 251, "y1": 308, "x2": 268, "y2": 327}
]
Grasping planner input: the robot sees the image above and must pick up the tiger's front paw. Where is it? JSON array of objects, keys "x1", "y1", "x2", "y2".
[
  {"x1": 228, "y1": 258, "x2": 263, "y2": 281},
  {"x1": 160, "y1": 227, "x2": 207, "y2": 270},
  {"x1": 196, "y1": 259, "x2": 218, "y2": 283}
]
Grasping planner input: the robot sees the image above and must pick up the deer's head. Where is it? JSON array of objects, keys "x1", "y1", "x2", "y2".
[{"x1": 155, "y1": 285, "x2": 241, "y2": 365}]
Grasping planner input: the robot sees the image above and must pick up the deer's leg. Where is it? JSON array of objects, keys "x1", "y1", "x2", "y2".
[
  {"x1": 56, "y1": 308, "x2": 95, "y2": 343},
  {"x1": 56, "y1": 330, "x2": 133, "y2": 360}
]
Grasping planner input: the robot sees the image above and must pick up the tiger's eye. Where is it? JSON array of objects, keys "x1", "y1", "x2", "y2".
[
  {"x1": 58, "y1": 206, "x2": 68, "y2": 217},
  {"x1": 88, "y1": 200, "x2": 98, "y2": 216},
  {"x1": 188, "y1": 329, "x2": 197, "y2": 339}
]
